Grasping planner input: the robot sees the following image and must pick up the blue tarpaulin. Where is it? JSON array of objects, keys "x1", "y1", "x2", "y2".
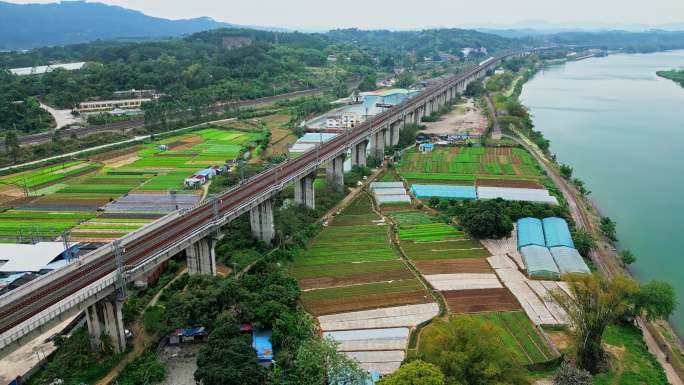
[
  {"x1": 253, "y1": 330, "x2": 273, "y2": 362},
  {"x1": 542, "y1": 217, "x2": 575, "y2": 248},
  {"x1": 517, "y1": 218, "x2": 546, "y2": 249},
  {"x1": 411, "y1": 184, "x2": 477, "y2": 199}
]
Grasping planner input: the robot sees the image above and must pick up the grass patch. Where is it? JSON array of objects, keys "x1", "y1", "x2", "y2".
[{"x1": 594, "y1": 324, "x2": 669, "y2": 385}]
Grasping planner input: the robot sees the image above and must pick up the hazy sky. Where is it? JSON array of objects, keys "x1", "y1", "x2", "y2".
[{"x1": 7, "y1": 0, "x2": 684, "y2": 30}]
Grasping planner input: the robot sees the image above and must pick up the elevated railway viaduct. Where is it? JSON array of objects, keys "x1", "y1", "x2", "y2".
[{"x1": 0, "y1": 50, "x2": 529, "y2": 357}]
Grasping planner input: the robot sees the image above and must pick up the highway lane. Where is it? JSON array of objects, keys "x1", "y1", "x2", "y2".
[{"x1": 0, "y1": 51, "x2": 520, "y2": 337}]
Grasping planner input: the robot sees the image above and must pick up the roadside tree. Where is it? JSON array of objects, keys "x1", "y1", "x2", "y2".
[{"x1": 378, "y1": 360, "x2": 445, "y2": 385}]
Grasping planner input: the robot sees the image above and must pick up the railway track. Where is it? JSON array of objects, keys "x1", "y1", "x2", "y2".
[{"x1": 0, "y1": 51, "x2": 523, "y2": 341}]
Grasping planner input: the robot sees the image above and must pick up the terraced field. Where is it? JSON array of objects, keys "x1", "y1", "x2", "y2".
[
  {"x1": 398, "y1": 146, "x2": 542, "y2": 185},
  {"x1": 290, "y1": 194, "x2": 431, "y2": 316}
]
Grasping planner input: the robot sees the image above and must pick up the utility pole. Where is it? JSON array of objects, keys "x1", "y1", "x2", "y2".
[
  {"x1": 113, "y1": 240, "x2": 127, "y2": 299},
  {"x1": 61, "y1": 231, "x2": 72, "y2": 262}
]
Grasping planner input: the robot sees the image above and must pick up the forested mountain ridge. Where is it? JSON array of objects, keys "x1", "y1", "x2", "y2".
[
  {"x1": 0, "y1": 27, "x2": 520, "y2": 135},
  {"x1": 328, "y1": 28, "x2": 520, "y2": 59},
  {"x1": 0, "y1": 1, "x2": 241, "y2": 50}
]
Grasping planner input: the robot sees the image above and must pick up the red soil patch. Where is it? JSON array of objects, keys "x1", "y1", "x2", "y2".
[
  {"x1": 303, "y1": 291, "x2": 430, "y2": 316},
  {"x1": 443, "y1": 288, "x2": 521, "y2": 314},
  {"x1": 414, "y1": 258, "x2": 493, "y2": 275}
]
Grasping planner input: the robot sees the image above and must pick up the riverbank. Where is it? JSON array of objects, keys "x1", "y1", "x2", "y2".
[{"x1": 516, "y1": 51, "x2": 684, "y2": 383}]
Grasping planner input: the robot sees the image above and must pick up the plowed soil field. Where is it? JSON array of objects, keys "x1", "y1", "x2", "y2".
[{"x1": 443, "y1": 288, "x2": 521, "y2": 314}]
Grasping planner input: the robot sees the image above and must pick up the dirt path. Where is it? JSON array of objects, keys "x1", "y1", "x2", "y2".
[
  {"x1": 484, "y1": 94, "x2": 502, "y2": 139},
  {"x1": 94, "y1": 268, "x2": 188, "y2": 385}
]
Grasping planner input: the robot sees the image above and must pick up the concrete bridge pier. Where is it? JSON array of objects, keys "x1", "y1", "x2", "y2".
[
  {"x1": 86, "y1": 294, "x2": 126, "y2": 353},
  {"x1": 294, "y1": 170, "x2": 316, "y2": 208},
  {"x1": 351, "y1": 140, "x2": 368, "y2": 168},
  {"x1": 250, "y1": 199, "x2": 275, "y2": 244},
  {"x1": 390, "y1": 121, "x2": 401, "y2": 147},
  {"x1": 326, "y1": 154, "x2": 345, "y2": 188},
  {"x1": 384, "y1": 125, "x2": 393, "y2": 148},
  {"x1": 371, "y1": 130, "x2": 385, "y2": 158},
  {"x1": 186, "y1": 236, "x2": 217, "y2": 275}
]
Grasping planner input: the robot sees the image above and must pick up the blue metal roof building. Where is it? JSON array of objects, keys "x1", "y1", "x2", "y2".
[
  {"x1": 542, "y1": 217, "x2": 575, "y2": 249},
  {"x1": 517, "y1": 218, "x2": 546, "y2": 250}
]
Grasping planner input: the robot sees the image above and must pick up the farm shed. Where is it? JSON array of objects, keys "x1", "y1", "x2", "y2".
[
  {"x1": 411, "y1": 184, "x2": 477, "y2": 199},
  {"x1": 419, "y1": 143, "x2": 434, "y2": 152},
  {"x1": 542, "y1": 217, "x2": 575, "y2": 249},
  {"x1": 550, "y1": 246, "x2": 590, "y2": 275},
  {"x1": 477, "y1": 187, "x2": 558, "y2": 205},
  {"x1": 519, "y1": 245, "x2": 560, "y2": 280},
  {"x1": 516, "y1": 218, "x2": 546, "y2": 250}
]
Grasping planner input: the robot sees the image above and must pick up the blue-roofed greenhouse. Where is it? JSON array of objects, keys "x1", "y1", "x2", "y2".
[
  {"x1": 517, "y1": 218, "x2": 546, "y2": 250},
  {"x1": 542, "y1": 217, "x2": 575, "y2": 249},
  {"x1": 520, "y1": 245, "x2": 560, "y2": 280}
]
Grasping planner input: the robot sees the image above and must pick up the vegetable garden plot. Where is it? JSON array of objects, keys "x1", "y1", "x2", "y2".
[
  {"x1": 1, "y1": 161, "x2": 98, "y2": 189},
  {"x1": 398, "y1": 146, "x2": 543, "y2": 184},
  {"x1": 292, "y1": 192, "x2": 432, "y2": 316},
  {"x1": 442, "y1": 288, "x2": 521, "y2": 314},
  {"x1": 387, "y1": 210, "x2": 435, "y2": 225},
  {"x1": 293, "y1": 260, "x2": 413, "y2": 290},
  {"x1": 471, "y1": 311, "x2": 557, "y2": 365},
  {"x1": 0, "y1": 210, "x2": 94, "y2": 237},
  {"x1": 401, "y1": 239, "x2": 490, "y2": 260},
  {"x1": 397, "y1": 223, "x2": 465, "y2": 242}
]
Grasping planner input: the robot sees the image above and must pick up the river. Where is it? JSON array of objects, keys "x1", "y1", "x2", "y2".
[{"x1": 520, "y1": 50, "x2": 684, "y2": 336}]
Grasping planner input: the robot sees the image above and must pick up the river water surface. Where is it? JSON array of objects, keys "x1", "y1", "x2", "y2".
[{"x1": 520, "y1": 50, "x2": 684, "y2": 335}]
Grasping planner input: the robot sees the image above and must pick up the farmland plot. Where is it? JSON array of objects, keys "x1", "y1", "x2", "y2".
[
  {"x1": 291, "y1": 193, "x2": 431, "y2": 316},
  {"x1": 398, "y1": 146, "x2": 543, "y2": 185},
  {"x1": 0, "y1": 127, "x2": 260, "y2": 240},
  {"x1": 470, "y1": 311, "x2": 557, "y2": 365}
]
